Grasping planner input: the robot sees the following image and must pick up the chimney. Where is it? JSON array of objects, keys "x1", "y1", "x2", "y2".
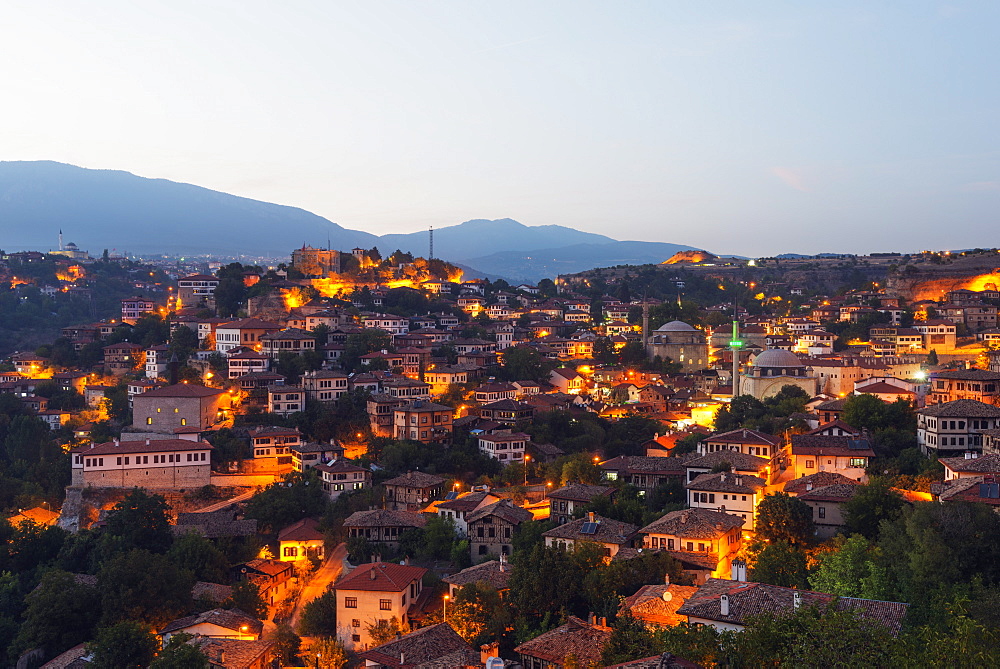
[
  {"x1": 720, "y1": 472, "x2": 726, "y2": 482},
  {"x1": 598, "y1": 616, "x2": 608, "y2": 629},
  {"x1": 588, "y1": 612, "x2": 595, "y2": 625},
  {"x1": 664, "y1": 573, "x2": 670, "y2": 585},
  {"x1": 145, "y1": 438, "x2": 150, "y2": 447},
  {"x1": 966, "y1": 451, "x2": 973, "y2": 460},
  {"x1": 399, "y1": 652, "x2": 404, "y2": 664},
  {"x1": 114, "y1": 438, "x2": 119, "y2": 447},
  {"x1": 806, "y1": 482, "x2": 813, "y2": 491},
  {"x1": 168, "y1": 353, "x2": 179, "y2": 385},
  {"x1": 793, "y1": 591, "x2": 802, "y2": 610},
  {"x1": 973, "y1": 452, "x2": 980, "y2": 459},
  {"x1": 720, "y1": 594, "x2": 730, "y2": 616},
  {"x1": 480, "y1": 642, "x2": 500, "y2": 664},
  {"x1": 588, "y1": 511, "x2": 595, "y2": 523},
  {"x1": 680, "y1": 511, "x2": 688, "y2": 524}
]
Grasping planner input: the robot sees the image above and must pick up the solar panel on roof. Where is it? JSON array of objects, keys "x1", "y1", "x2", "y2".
[
  {"x1": 580, "y1": 522, "x2": 599, "y2": 534},
  {"x1": 444, "y1": 491, "x2": 458, "y2": 500}
]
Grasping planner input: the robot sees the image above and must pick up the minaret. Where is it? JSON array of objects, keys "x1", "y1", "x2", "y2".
[
  {"x1": 731, "y1": 318, "x2": 741, "y2": 397},
  {"x1": 58, "y1": 230, "x2": 63, "y2": 251},
  {"x1": 429, "y1": 225, "x2": 434, "y2": 260},
  {"x1": 730, "y1": 294, "x2": 743, "y2": 397}
]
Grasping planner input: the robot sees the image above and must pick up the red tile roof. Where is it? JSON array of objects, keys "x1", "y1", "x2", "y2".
[{"x1": 335, "y1": 562, "x2": 427, "y2": 593}]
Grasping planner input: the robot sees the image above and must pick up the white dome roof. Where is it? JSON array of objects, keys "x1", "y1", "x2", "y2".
[
  {"x1": 656, "y1": 320, "x2": 697, "y2": 332},
  {"x1": 752, "y1": 349, "x2": 804, "y2": 368}
]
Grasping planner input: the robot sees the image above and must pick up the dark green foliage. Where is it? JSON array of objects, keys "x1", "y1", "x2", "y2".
[
  {"x1": 600, "y1": 611, "x2": 657, "y2": 665},
  {"x1": 499, "y1": 346, "x2": 556, "y2": 383},
  {"x1": 714, "y1": 386, "x2": 809, "y2": 434},
  {"x1": 754, "y1": 493, "x2": 814, "y2": 545},
  {"x1": 583, "y1": 551, "x2": 687, "y2": 617},
  {"x1": 243, "y1": 471, "x2": 327, "y2": 534},
  {"x1": 747, "y1": 540, "x2": 809, "y2": 589},
  {"x1": 343, "y1": 329, "x2": 392, "y2": 371},
  {"x1": 15, "y1": 569, "x2": 100, "y2": 658},
  {"x1": 167, "y1": 532, "x2": 229, "y2": 584},
  {"x1": 87, "y1": 621, "x2": 159, "y2": 669},
  {"x1": 842, "y1": 394, "x2": 917, "y2": 457},
  {"x1": 298, "y1": 585, "x2": 337, "y2": 637},
  {"x1": 508, "y1": 543, "x2": 605, "y2": 621},
  {"x1": 227, "y1": 579, "x2": 268, "y2": 621},
  {"x1": 271, "y1": 623, "x2": 301, "y2": 664},
  {"x1": 149, "y1": 632, "x2": 210, "y2": 668},
  {"x1": 205, "y1": 428, "x2": 251, "y2": 465},
  {"x1": 98, "y1": 550, "x2": 194, "y2": 628},
  {"x1": 104, "y1": 489, "x2": 174, "y2": 554},
  {"x1": 809, "y1": 535, "x2": 892, "y2": 600},
  {"x1": 843, "y1": 477, "x2": 905, "y2": 540}
]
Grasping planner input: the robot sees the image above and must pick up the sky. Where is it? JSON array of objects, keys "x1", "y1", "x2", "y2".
[{"x1": 2, "y1": 1, "x2": 999, "y2": 256}]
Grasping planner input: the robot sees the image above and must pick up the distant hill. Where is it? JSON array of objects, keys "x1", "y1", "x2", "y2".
[
  {"x1": 0, "y1": 161, "x2": 378, "y2": 256},
  {"x1": 377, "y1": 218, "x2": 616, "y2": 260},
  {"x1": 465, "y1": 240, "x2": 702, "y2": 283},
  {"x1": 0, "y1": 161, "x2": 701, "y2": 280}
]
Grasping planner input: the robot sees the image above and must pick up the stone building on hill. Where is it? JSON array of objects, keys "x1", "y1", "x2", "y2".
[{"x1": 71, "y1": 439, "x2": 212, "y2": 489}]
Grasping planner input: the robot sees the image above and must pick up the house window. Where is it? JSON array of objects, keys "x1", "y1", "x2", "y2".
[
  {"x1": 344, "y1": 597, "x2": 357, "y2": 608},
  {"x1": 284, "y1": 547, "x2": 298, "y2": 557},
  {"x1": 352, "y1": 634, "x2": 360, "y2": 642},
  {"x1": 379, "y1": 599, "x2": 391, "y2": 611},
  {"x1": 352, "y1": 619, "x2": 360, "y2": 628},
  {"x1": 818, "y1": 507, "x2": 826, "y2": 519},
  {"x1": 146, "y1": 417, "x2": 153, "y2": 425},
  {"x1": 849, "y1": 458, "x2": 866, "y2": 468},
  {"x1": 806, "y1": 460, "x2": 815, "y2": 469}
]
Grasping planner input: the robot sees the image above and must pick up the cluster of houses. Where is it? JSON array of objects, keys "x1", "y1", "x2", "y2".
[{"x1": 11, "y1": 254, "x2": 1000, "y2": 666}]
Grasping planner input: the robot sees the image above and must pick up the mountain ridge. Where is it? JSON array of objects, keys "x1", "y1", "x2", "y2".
[{"x1": 0, "y1": 161, "x2": 700, "y2": 280}]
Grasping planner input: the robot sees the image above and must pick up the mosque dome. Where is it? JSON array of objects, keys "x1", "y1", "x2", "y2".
[
  {"x1": 751, "y1": 349, "x2": 804, "y2": 368},
  {"x1": 655, "y1": 320, "x2": 697, "y2": 332}
]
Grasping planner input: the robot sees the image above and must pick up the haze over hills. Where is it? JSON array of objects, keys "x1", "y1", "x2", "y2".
[{"x1": 0, "y1": 161, "x2": 700, "y2": 281}]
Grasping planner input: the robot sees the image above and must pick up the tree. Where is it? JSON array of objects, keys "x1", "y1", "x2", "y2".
[
  {"x1": 747, "y1": 540, "x2": 809, "y2": 589},
  {"x1": 418, "y1": 516, "x2": 458, "y2": 561},
  {"x1": 309, "y1": 635, "x2": 349, "y2": 669},
  {"x1": 167, "y1": 532, "x2": 229, "y2": 583},
  {"x1": 98, "y1": 549, "x2": 194, "y2": 628},
  {"x1": 449, "y1": 582, "x2": 508, "y2": 645},
  {"x1": 843, "y1": 478, "x2": 905, "y2": 539},
  {"x1": 15, "y1": 569, "x2": 101, "y2": 658},
  {"x1": 149, "y1": 633, "x2": 210, "y2": 668},
  {"x1": 926, "y1": 349, "x2": 939, "y2": 365},
  {"x1": 754, "y1": 493, "x2": 814, "y2": 545},
  {"x1": 600, "y1": 611, "x2": 657, "y2": 665},
  {"x1": 499, "y1": 346, "x2": 553, "y2": 383},
  {"x1": 270, "y1": 623, "x2": 301, "y2": 665},
  {"x1": 298, "y1": 586, "x2": 338, "y2": 637},
  {"x1": 227, "y1": 579, "x2": 268, "y2": 621},
  {"x1": 809, "y1": 535, "x2": 892, "y2": 600},
  {"x1": 243, "y1": 471, "x2": 328, "y2": 533},
  {"x1": 87, "y1": 621, "x2": 159, "y2": 669},
  {"x1": 104, "y1": 489, "x2": 174, "y2": 554},
  {"x1": 366, "y1": 617, "x2": 408, "y2": 646}
]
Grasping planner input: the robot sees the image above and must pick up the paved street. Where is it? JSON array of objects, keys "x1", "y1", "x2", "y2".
[{"x1": 290, "y1": 542, "x2": 349, "y2": 629}]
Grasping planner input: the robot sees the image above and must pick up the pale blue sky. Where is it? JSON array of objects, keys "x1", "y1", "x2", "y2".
[{"x1": 2, "y1": 1, "x2": 998, "y2": 255}]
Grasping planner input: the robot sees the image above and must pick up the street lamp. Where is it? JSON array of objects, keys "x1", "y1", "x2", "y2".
[
  {"x1": 443, "y1": 594, "x2": 450, "y2": 621},
  {"x1": 524, "y1": 454, "x2": 530, "y2": 487}
]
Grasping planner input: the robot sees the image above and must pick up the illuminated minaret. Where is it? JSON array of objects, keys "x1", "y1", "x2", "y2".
[
  {"x1": 731, "y1": 318, "x2": 742, "y2": 397},
  {"x1": 58, "y1": 229, "x2": 63, "y2": 251}
]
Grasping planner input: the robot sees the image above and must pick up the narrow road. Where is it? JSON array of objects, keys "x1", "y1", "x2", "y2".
[
  {"x1": 192, "y1": 488, "x2": 257, "y2": 513},
  {"x1": 290, "y1": 543, "x2": 349, "y2": 629}
]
